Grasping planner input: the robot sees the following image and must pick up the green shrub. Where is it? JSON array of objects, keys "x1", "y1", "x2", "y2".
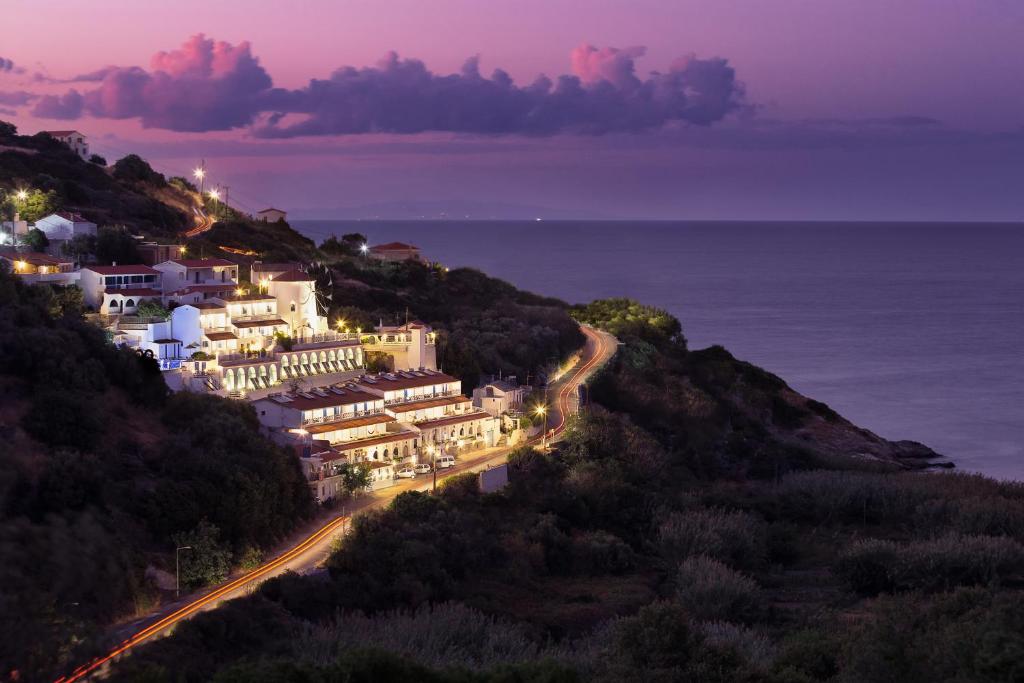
[
  {"x1": 570, "y1": 530, "x2": 636, "y2": 575},
  {"x1": 834, "y1": 534, "x2": 1024, "y2": 596},
  {"x1": 658, "y1": 508, "x2": 768, "y2": 570},
  {"x1": 676, "y1": 556, "x2": 765, "y2": 623}
]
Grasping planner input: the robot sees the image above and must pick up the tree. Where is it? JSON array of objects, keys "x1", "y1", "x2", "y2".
[
  {"x1": 135, "y1": 300, "x2": 170, "y2": 319},
  {"x1": 0, "y1": 120, "x2": 16, "y2": 138},
  {"x1": 95, "y1": 226, "x2": 140, "y2": 265},
  {"x1": 19, "y1": 189, "x2": 61, "y2": 223},
  {"x1": 21, "y1": 227, "x2": 49, "y2": 252},
  {"x1": 88, "y1": 154, "x2": 107, "y2": 166},
  {"x1": 112, "y1": 154, "x2": 166, "y2": 186},
  {"x1": 342, "y1": 464, "x2": 372, "y2": 496},
  {"x1": 62, "y1": 233, "x2": 96, "y2": 261},
  {"x1": 172, "y1": 521, "x2": 232, "y2": 588}
]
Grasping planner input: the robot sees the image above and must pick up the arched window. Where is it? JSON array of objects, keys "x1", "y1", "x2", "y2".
[
  {"x1": 125, "y1": 299, "x2": 135, "y2": 307},
  {"x1": 459, "y1": 427, "x2": 465, "y2": 436},
  {"x1": 290, "y1": 303, "x2": 296, "y2": 312}
]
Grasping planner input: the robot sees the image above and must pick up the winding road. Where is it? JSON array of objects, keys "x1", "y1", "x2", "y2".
[
  {"x1": 57, "y1": 325, "x2": 616, "y2": 682},
  {"x1": 183, "y1": 206, "x2": 214, "y2": 238}
]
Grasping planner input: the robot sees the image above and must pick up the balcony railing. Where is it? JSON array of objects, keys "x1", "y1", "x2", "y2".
[
  {"x1": 301, "y1": 408, "x2": 383, "y2": 425},
  {"x1": 231, "y1": 313, "x2": 283, "y2": 324},
  {"x1": 291, "y1": 331, "x2": 361, "y2": 349}
]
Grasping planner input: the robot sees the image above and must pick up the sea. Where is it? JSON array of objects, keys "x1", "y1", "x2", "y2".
[{"x1": 294, "y1": 220, "x2": 1024, "y2": 481}]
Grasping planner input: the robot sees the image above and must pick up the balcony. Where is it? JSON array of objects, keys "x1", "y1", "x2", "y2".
[
  {"x1": 291, "y1": 331, "x2": 361, "y2": 350},
  {"x1": 231, "y1": 313, "x2": 283, "y2": 324},
  {"x1": 301, "y1": 408, "x2": 383, "y2": 426}
]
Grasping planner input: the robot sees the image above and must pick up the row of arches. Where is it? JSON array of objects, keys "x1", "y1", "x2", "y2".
[{"x1": 221, "y1": 347, "x2": 364, "y2": 392}]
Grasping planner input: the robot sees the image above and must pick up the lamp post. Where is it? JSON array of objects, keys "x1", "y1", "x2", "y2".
[
  {"x1": 427, "y1": 443, "x2": 438, "y2": 493},
  {"x1": 193, "y1": 161, "x2": 205, "y2": 195},
  {"x1": 360, "y1": 243, "x2": 369, "y2": 258},
  {"x1": 175, "y1": 545, "x2": 192, "y2": 598},
  {"x1": 208, "y1": 188, "x2": 220, "y2": 218},
  {"x1": 535, "y1": 404, "x2": 548, "y2": 449}
]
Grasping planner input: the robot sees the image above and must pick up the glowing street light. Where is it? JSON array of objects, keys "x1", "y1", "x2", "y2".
[
  {"x1": 15, "y1": 189, "x2": 28, "y2": 202},
  {"x1": 359, "y1": 243, "x2": 368, "y2": 256},
  {"x1": 208, "y1": 189, "x2": 220, "y2": 201},
  {"x1": 193, "y1": 162, "x2": 206, "y2": 194},
  {"x1": 234, "y1": 287, "x2": 245, "y2": 297},
  {"x1": 534, "y1": 404, "x2": 548, "y2": 449}
]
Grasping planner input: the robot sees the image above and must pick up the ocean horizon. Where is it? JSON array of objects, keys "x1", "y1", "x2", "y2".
[{"x1": 294, "y1": 219, "x2": 1024, "y2": 481}]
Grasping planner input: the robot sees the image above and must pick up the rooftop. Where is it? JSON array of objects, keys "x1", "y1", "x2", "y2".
[
  {"x1": 167, "y1": 258, "x2": 236, "y2": 268},
  {"x1": 204, "y1": 331, "x2": 237, "y2": 341},
  {"x1": 257, "y1": 207, "x2": 286, "y2": 214},
  {"x1": 272, "y1": 269, "x2": 313, "y2": 282},
  {"x1": 415, "y1": 411, "x2": 492, "y2": 429},
  {"x1": 256, "y1": 385, "x2": 379, "y2": 410},
  {"x1": 104, "y1": 287, "x2": 162, "y2": 296},
  {"x1": 86, "y1": 264, "x2": 161, "y2": 275},
  {"x1": 370, "y1": 241, "x2": 419, "y2": 251},
  {"x1": 219, "y1": 292, "x2": 276, "y2": 302},
  {"x1": 0, "y1": 250, "x2": 73, "y2": 266},
  {"x1": 332, "y1": 429, "x2": 418, "y2": 451},
  {"x1": 189, "y1": 302, "x2": 226, "y2": 310},
  {"x1": 303, "y1": 413, "x2": 395, "y2": 434},
  {"x1": 170, "y1": 283, "x2": 237, "y2": 295},
  {"x1": 233, "y1": 318, "x2": 288, "y2": 329},
  {"x1": 387, "y1": 395, "x2": 470, "y2": 413},
  {"x1": 356, "y1": 370, "x2": 459, "y2": 392},
  {"x1": 42, "y1": 129, "x2": 83, "y2": 137}
]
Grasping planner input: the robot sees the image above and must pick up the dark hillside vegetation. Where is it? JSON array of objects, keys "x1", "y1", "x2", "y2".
[{"x1": 0, "y1": 265, "x2": 314, "y2": 680}]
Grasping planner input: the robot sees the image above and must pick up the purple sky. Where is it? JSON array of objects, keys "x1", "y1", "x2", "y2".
[{"x1": 2, "y1": 0, "x2": 1023, "y2": 220}]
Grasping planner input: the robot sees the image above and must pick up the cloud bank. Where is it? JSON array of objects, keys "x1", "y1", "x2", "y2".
[
  {"x1": 0, "y1": 57, "x2": 24, "y2": 74},
  {"x1": 30, "y1": 35, "x2": 745, "y2": 136}
]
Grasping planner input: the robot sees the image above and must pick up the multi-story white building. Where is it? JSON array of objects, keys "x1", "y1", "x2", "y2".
[
  {"x1": 472, "y1": 379, "x2": 528, "y2": 416},
  {"x1": 42, "y1": 130, "x2": 89, "y2": 159},
  {"x1": 252, "y1": 369, "x2": 499, "y2": 476},
  {"x1": 79, "y1": 264, "x2": 163, "y2": 314}
]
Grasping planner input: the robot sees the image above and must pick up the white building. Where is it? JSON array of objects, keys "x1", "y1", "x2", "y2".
[
  {"x1": 79, "y1": 264, "x2": 163, "y2": 314},
  {"x1": 361, "y1": 320, "x2": 438, "y2": 371},
  {"x1": 35, "y1": 212, "x2": 97, "y2": 243},
  {"x1": 154, "y1": 258, "x2": 240, "y2": 305},
  {"x1": 42, "y1": 130, "x2": 89, "y2": 159},
  {"x1": 253, "y1": 369, "x2": 498, "y2": 475},
  {"x1": 264, "y1": 268, "x2": 325, "y2": 337},
  {"x1": 1, "y1": 219, "x2": 29, "y2": 246},
  {"x1": 255, "y1": 208, "x2": 287, "y2": 222},
  {"x1": 472, "y1": 379, "x2": 527, "y2": 417}
]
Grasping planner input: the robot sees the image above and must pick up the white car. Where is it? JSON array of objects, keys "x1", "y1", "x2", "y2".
[
  {"x1": 395, "y1": 466, "x2": 416, "y2": 479},
  {"x1": 436, "y1": 455, "x2": 456, "y2": 470},
  {"x1": 414, "y1": 462, "x2": 433, "y2": 475}
]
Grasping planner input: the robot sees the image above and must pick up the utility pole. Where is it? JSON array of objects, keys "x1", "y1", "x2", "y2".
[
  {"x1": 222, "y1": 185, "x2": 230, "y2": 215},
  {"x1": 175, "y1": 545, "x2": 192, "y2": 598}
]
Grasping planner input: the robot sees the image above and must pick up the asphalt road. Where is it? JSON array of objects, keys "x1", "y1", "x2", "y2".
[{"x1": 57, "y1": 325, "x2": 617, "y2": 682}]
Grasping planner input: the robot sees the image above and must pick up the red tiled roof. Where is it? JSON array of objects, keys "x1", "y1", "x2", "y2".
[
  {"x1": 168, "y1": 258, "x2": 236, "y2": 268},
  {"x1": 87, "y1": 264, "x2": 160, "y2": 275},
  {"x1": 0, "y1": 250, "x2": 72, "y2": 266},
  {"x1": 255, "y1": 387, "x2": 379, "y2": 410},
  {"x1": 232, "y1": 318, "x2": 288, "y2": 329},
  {"x1": 272, "y1": 269, "x2": 313, "y2": 282},
  {"x1": 304, "y1": 413, "x2": 395, "y2": 434},
  {"x1": 415, "y1": 411, "x2": 493, "y2": 430},
  {"x1": 204, "y1": 331, "x2": 237, "y2": 341},
  {"x1": 370, "y1": 242, "x2": 419, "y2": 251},
  {"x1": 189, "y1": 302, "x2": 226, "y2": 310},
  {"x1": 356, "y1": 371, "x2": 459, "y2": 392},
  {"x1": 332, "y1": 430, "x2": 418, "y2": 452},
  {"x1": 257, "y1": 207, "x2": 286, "y2": 214},
  {"x1": 387, "y1": 395, "x2": 470, "y2": 413}
]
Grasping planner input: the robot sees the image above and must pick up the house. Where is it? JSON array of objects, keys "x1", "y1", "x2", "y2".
[
  {"x1": 42, "y1": 130, "x2": 89, "y2": 159},
  {"x1": 154, "y1": 258, "x2": 240, "y2": 304},
  {"x1": 368, "y1": 241, "x2": 421, "y2": 262},
  {"x1": 0, "y1": 250, "x2": 79, "y2": 286},
  {"x1": 35, "y1": 211, "x2": 97, "y2": 243},
  {"x1": 360, "y1": 320, "x2": 437, "y2": 371},
  {"x1": 255, "y1": 208, "x2": 287, "y2": 222},
  {"x1": 472, "y1": 378, "x2": 528, "y2": 417},
  {"x1": 79, "y1": 263, "x2": 162, "y2": 314},
  {"x1": 136, "y1": 242, "x2": 185, "y2": 266}
]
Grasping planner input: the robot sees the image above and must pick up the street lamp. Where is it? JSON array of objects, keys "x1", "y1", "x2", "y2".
[
  {"x1": 15, "y1": 189, "x2": 28, "y2": 202},
  {"x1": 359, "y1": 243, "x2": 369, "y2": 257},
  {"x1": 193, "y1": 164, "x2": 205, "y2": 195},
  {"x1": 175, "y1": 545, "x2": 192, "y2": 598},
  {"x1": 534, "y1": 404, "x2": 548, "y2": 449}
]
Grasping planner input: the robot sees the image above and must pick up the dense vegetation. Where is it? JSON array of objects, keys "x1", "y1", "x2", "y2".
[
  {"x1": 320, "y1": 252, "x2": 584, "y2": 388},
  {"x1": 95, "y1": 299, "x2": 1021, "y2": 683},
  {"x1": 0, "y1": 265, "x2": 314, "y2": 679}
]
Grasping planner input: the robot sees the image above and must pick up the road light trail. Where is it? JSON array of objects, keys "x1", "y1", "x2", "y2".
[{"x1": 58, "y1": 325, "x2": 615, "y2": 682}]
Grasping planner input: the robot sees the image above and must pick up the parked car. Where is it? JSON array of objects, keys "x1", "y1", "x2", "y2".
[
  {"x1": 414, "y1": 462, "x2": 433, "y2": 474},
  {"x1": 396, "y1": 466, "x2": 416, "y2": 479},
  {"x1": 436, "y1": 455, "x2": 456, "y2": 470}
]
